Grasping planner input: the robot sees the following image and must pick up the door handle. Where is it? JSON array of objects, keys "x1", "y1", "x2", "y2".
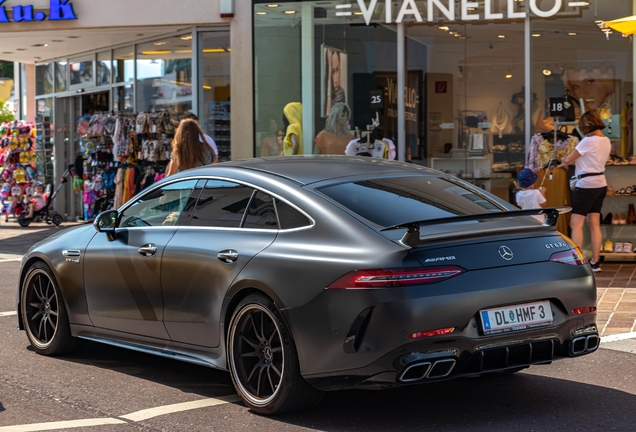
[
  {"x1": 138, "y1": 244, "x2": 158, "y2": 257},
  {"x1": 217, "y1": 250, "x2": 239, "y2": 264}
]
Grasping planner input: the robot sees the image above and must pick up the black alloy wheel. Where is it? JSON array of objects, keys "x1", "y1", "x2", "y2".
[
  {"x1": 21, "y1": 262, "x2": 81, "y2": 355},
  {"x1": 228, "y1": 294, "x2": 323, "y2": 415}
]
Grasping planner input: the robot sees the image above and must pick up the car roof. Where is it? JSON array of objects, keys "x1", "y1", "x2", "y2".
[{"x1": 214, "y1": 155, "x2": 440, "y2": 185}]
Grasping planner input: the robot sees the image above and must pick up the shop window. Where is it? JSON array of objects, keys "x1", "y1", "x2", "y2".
[
  {"x1": 55, "y1": 61, "x2": 68, "y2": 93},
  {"x1": 114, "y1": 46, "x2": 134, "y2": 84},
  {"x1": 35, "y1": 97, "x2": 53, "y2": 184},
  {"x1": 189, "y1": 180, "x2": 255, "y2": 228},
  {"x1": 253, "y1": 2, "x2": 398, "y2": 159},
  {"x1": 114, "y1": 85, "x2": 134, "y2": 112},
  {"x1": 136, "y1": 35, "x2": 193, "y2": 115},
  {"x1": 70, "y1": 57, "x2": 94, "y2": 87},
  {"x1": 97, "y1": 51, "x2": 111, "y2": 86},
  {"x1": 198, "y1": 31, "x2": 231, "y2": 162},
  {"x1": 35, "y1": 63, "x2": 53, "y2": 95}
]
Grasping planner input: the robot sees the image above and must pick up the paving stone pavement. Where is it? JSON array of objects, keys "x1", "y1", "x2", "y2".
[{"x1": 0, "y1": 220, "x2": 634, "y2": 338}]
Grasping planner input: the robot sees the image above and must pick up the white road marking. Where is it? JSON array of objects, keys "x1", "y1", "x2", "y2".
[
  {"x1": 601, "y1": 332, "x2": 636, "y2": 343},
  {"x1": 0, "y1": 395, "x2": 240, "y2": 431},
  {"x1": 0, "y1": 311, "x2": 17, "y2": 317},
  {"x1": 0, "y1": 418, "x2": 126, "y2": 431},
  {"x1": 120, "y1": 395, "x2": 241, "y2": 422}
]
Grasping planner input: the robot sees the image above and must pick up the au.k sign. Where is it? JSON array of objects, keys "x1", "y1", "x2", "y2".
[{"x1": 336, "y1": 0, "x2": 588, "y2": 25}]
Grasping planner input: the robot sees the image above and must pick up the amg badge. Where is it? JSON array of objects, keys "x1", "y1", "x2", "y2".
[{"x1": 424, "y1": 256, "x2": 456, "y2": 263}]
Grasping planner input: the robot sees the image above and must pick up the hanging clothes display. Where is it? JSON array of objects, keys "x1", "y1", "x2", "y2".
[
  {"x1": 491, "y1": 101, "x2": 509, "y2": 139},
  {"x1": 76, "y1": 110, "x2": 176, "y2": 216},
  {"x1": 527, "y1": 132, "x2": 579, "y2": 172},
  {"x1": 532, "y1": 166, "x2": 571, "y2": 235}
]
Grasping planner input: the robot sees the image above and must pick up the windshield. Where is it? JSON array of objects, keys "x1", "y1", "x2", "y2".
[{"x1": 318, "y1": 176, "x2": 504, "y2": 227}]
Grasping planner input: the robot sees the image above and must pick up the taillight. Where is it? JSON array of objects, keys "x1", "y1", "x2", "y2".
[
  {"x1": 572, "y1": 306, "x2": 596, "y2": 315},
  {"x1": 327, "y1": 266, "x2": 465, "y2": 289},
  {"x1": 550, "y1": 249, "x2": 587, "y2": 266}
]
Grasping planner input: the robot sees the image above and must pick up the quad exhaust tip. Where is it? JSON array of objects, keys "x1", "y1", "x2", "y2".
[
  {"x1": 399, "y1": 359, "x2": 456, "y2": 383},
  {"x1": 570, "y1": 334, "x2": 600, "y2": 356}
]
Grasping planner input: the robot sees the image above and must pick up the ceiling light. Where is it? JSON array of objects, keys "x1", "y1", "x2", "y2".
[
  {"x1": 267, "y1": 3, "x2": 279, "y2": 7},
  {"x1": 284, "y1": 10, "x2": 296, "y2": 14},
  {"x1": 532, "y1": 33, "x2": 541, "y2": 37},
  {"x1": 16, "y1": 48, "x2": 26, "y2": 51},
  {"x1": 439, "y1": 26, "x2": 449, "y2": 31},
  {"x1": 467, "y1": 7, "x2": 476, "y2": 10},
  {"x1": 203, "y1": 48, "x2": 225, "y2": 53},
  {"x1": 543, "y1": 69, "x2": 552, "y2": 76},
  {"x1": 176, "y1": 50, "x2": 192, "y2": 54},
  {"x1": 353, "y1": 11, "x2": 363, "y2": 15},
  {"x1": 505, "y1": 74, "x2": 512, "y2": 79},
  {"x1": 141, "y1": 50, "x2": 171, "y2": 55},
  {"x1": 498, "y1": 35, "x2": 506, "y2": 39},
  {"x1": 569, "y1": 32, "x2": 577, "y2": 36},
  {"x1": 180, "y1": 35, "x2": 193, "y2": 40},
  {"x1": 154, "y1": 42, "x2": 169, "y2": 46},
  {"x1": 203, "y1": 85, "x2": 212, "y2": 90},
  {"x1": 256, "y1": 11, "x2": 266, "y2": 15},
  {"x1": 68, "y1": 36, "x2": 80, "y2": 39}
]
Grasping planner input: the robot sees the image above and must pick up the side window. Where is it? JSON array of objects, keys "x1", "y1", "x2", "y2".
[
  {"x1": 244, "y1": 191, "x2": 278, "y2": 229},
  {"x1": 190, "y1": 180, "x2": 255, "y2": 228},
  {"x1": 119, "y1": 180, "x2": 198, "y2": 227},
  {"x1": 275, "y1": 199, "x2": 311, "y2": 229}
]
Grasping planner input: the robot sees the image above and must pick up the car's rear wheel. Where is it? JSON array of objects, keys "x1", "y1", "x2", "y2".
[
  {"x1": 227, "y1": 294, "x2": 323, "y2": 415},
  {"x1": 21, "y1": 262, "x2": 81, "y2": 355}
]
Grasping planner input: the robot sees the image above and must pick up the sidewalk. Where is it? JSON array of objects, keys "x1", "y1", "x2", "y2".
[{"x1": 1, "y1": 220, "x2": 634, "y2": 338}]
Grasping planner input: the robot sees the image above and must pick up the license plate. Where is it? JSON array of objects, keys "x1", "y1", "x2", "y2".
[{"x1": 480, "y1": 301, "x2": 553, "y2": 335}]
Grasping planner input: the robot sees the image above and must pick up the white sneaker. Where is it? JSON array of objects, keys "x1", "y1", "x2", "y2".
[
  {"x1": 615, "y1": 242, "x2": 624, "y2": 253},
  {"x1": 624, "y1": 242, "x2": 633, "y2": 253}
]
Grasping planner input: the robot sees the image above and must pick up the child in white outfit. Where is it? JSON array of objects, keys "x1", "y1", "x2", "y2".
[{"x1": 515, "y1": 168, "x2": 547, "y2": 219}]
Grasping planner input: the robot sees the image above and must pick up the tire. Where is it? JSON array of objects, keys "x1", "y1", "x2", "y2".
[
  {"x1": 52, "y1": 214, "x2": 63, "y2": 226},
  {"x1": 227, "y1": 294, "x2": 324, "y2": 415},
  {"x1": 18, "y1": 216, "x2": 31, "y2": 227},
  {"x1": 20, "y1": 262, "x2": 82, "y2": 355}
]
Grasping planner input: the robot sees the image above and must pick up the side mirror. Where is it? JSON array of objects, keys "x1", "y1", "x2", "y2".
[{"x1": 94, "y1": 210, "x2": 118, "y2": 240}]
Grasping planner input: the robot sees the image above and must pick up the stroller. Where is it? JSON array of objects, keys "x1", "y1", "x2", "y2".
[{"x1": 17, "y1": 167, "x2": 72, "y2": 227}]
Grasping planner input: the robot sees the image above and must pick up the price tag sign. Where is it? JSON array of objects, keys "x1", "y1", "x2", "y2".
[
  {"x1": 549, "y1": 97, "x2": 571, "y2": 117},
  {"x1": 370, "y1": 90, "x2": 384, "y2": 109}
]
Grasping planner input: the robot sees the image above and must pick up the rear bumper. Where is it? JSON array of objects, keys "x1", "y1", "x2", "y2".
[
  {"x1": 303, "y1": 317, "x2": 598, "y2": 391},
  {"x1": 284, "y1": 262, "x2": 597, "y2": 390}
]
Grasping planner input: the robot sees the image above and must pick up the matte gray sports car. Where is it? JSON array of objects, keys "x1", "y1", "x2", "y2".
[{"x1": 17, "y1": 156, "x2": 598, "y2": 415}]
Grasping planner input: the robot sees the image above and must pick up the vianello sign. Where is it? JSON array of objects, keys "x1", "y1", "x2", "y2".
[
  {"x1": 337, "y1": 0, "x2": 587, "y2": 25},
  {"x1": 0, "y1": 0, "x2": 77, "y2": 23}
]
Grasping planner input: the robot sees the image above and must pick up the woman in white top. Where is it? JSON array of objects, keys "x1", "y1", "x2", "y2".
[{"x1": 559, "y1": 111, "x2": 612, "y2": 272}]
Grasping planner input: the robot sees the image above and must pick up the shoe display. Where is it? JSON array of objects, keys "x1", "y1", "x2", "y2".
[
  {"x1": 603, "y1": 239, "x2": 614, "y2": 253},
  {"x1": 624, "y1": 241, "x2": 633, "y2": 253},
  {"x1": 629, "y1": 204, "x2": 636, "y2": 224},
  {"x1": 620, "y1": 214, "x2": 627, "y2": 225},
  {"x1": 615, "y1": 242, "x2": 624, "y2": 253},
  {"x1": 602, "y1": 212, "x2": 613, "y2": 225},
  {"x1": 589, "y1": 261, "x2": 601, "y2": 273},
  {"x1": 612, "y1": 214, "x2": 619, "y2": 225}
]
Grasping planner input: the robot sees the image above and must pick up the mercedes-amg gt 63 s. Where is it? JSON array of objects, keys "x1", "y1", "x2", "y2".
[{"x1": 17, "y1": 156, "x2": 598, "y2": 415}]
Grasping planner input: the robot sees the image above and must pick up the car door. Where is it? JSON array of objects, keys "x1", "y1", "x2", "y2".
[
  {"x1": 161, "y1": 180, "x2": 278, "y2": 348},
  {"x1": 84, "y1": 179, "x2": 200, "y2": 339}
]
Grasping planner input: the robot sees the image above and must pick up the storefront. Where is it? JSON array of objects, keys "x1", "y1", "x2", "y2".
[
  {"x1": 252, "y1": 0, "x2": 635, "y2": 205},
  {"x1": 3, "y1": 0, "x2": 252, "y2": 220}
]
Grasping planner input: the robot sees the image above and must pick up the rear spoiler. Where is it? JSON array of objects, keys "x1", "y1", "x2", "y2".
[{"x1": 381, "y1": 207, "x2": 571, "y2": 249}]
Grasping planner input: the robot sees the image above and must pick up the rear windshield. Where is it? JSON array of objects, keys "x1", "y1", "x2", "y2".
[{"x1": 318, "y1": 176, "x2": 503, "y2": 227}]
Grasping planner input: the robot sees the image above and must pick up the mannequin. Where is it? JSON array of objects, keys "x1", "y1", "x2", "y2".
[
  {"x1": 283, "y1": 102, "x2": 303, "y2": 155},
  {"x1": 314, "y1": 102, "x2": 354, "y2": 155}
]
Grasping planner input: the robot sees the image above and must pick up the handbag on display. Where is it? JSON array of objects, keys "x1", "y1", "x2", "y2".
[{"x1": 598, "y1": 103, "x2": 621, "y2": 139}]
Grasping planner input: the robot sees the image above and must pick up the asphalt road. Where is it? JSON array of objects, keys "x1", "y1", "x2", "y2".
[{"x1": 2, "y1": 258, "x2": 636, "y2": 432}]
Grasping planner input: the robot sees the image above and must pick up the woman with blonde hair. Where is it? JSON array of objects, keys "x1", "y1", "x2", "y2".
[
  {"x1": 166, "y1": 119, "x2": 215, "y2": 176},
  {"x1": 559, "y1": 110, "x2": 611, "y2": 272}
]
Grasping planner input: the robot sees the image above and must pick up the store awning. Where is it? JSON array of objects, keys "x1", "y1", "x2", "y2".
[{"x1": 605, "y1": 15, "x2": 636, "y2": 35}]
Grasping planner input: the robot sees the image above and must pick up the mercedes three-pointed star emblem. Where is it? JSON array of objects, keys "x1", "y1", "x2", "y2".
[{"x1": 498, "y1": 246, "x2": 514, "y2": 261}]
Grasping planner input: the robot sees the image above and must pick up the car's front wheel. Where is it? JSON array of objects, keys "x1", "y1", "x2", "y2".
[
  {"x1": 21, "y1": 262, "x2": 81, "y2": 355},
  {"x1": 227, "y1": 294, "x2": 323, "y2": 415}
]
